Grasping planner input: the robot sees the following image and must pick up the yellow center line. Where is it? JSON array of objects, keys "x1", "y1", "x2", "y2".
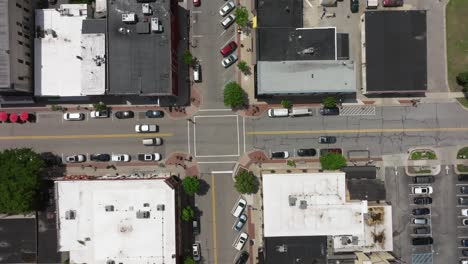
[
  {"x1": 246, "y1": 127, "x2": 468, "y2": 135},
  {"x1": 0, "y1": 133, "x2": 173, "y2": 140},
  {"x1": 211, "y1": 175, "x2": 218, "y2": 264}
]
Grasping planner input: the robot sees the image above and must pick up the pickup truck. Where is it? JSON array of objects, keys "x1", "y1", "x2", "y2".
[
  {"x1": 138, "y1": 153, "x2": 161, "y2": 161},
  {"x1": 90, "y1": 110, "x2": 109, "y2": 118},
  {"x1": 135, "y1": 124, "x2": 158, "y2": 133}
]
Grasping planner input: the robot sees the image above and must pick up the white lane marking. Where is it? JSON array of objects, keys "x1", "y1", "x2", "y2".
[
  {"x1": 212, "y1": 171, "x2": 233, "y2": 174},
  {"x1": 218, "y1": 30, "x2": 228, "y2": 38},
  {"x1": 236, "y1": 115, "x2": 240, "y2": 156},
  {"x1": 187, "y1": 120, "x2": 191, "y2": 154},
  {"x1": 192, "y1": 35, "x2": 204, "y2": 37},
  {"x1": 243, "y1": 116, "x2": 246, "y2": 153},
  {"x1": 196, "y1": 154, "x2": 239, "y2": 158},
  {"x1": 305, "y1": 0, "x2": 313, "y2": 7},
  {"x1": 198, "y1": 161, "x2": 237, "y2": 164},
  {"x1": 457, "y1": 184, "x2": 468, "y2": 186},
  {"x1": 192, "y1": 11, "x2": 202, "y2": 13},
  {"x1": 194, "y1": 114, "x2": 237, "y2": 118},
  {"x1": 198, "y1": 109, "x2": 232, "y2": 112}
]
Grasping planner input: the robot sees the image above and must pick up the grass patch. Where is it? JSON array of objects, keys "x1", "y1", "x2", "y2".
[
  {"x1": 458, "y1": 147, "x2": 468, "y2": 159},
  {"x1": 457, "y1": 97, "x2": 468, "y2": 108},
  {"x1": 409, "y1": 150, "x2": 437, "y2": 160},
  {"x1": 458, "y1": 164, "x2": 468, "y2": 172},
  {"x1": 446, "y1": 0, "x2": 468, "y2": 91}
]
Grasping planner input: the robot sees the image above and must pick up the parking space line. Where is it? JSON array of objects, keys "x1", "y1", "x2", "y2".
[
  {"x1": 192, "y1": 11, "x2": 202, "y2": 13},
  {"x1": 187, "y1": 120, "x2": 191, "y2": 154},
  {"x1": 218, "y1": 30, "x2": 228, "y2": 38},
  {"x1": 195, "y1": 154, "x2": 240, "y2": 158},
  {"x1": 211, "y1": 171, "x2": 233, "y2": 174},
  {"x1": 243, "y1": 116, "x2": 245, "y2": 154},
  {"x1": 457, "y1": 184, "x2": 468, "y2": 186},
  {"x1": 198, "y1": 161, "x2": 237, "y2": 164},
  {"x1": 211, "y1": 175, "x2": 218, "y2": 264},
  {"x1": 198, "y1": 109, "x2": 232, "y2": 112},
  {"x1": 237, "y1": 115, "x2": 240, "y2": 156},
  {"x1": 192, "y1": 35, "x2": 204, "y2": 37},
  {"x1": 220, "y1": 35, "x2": 236, "y2": 48}
]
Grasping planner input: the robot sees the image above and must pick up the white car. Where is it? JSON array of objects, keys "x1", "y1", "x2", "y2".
[
  {"x1": 90, "y1": 110, "x2": 109, "y2": 118},
  {"x1": 111, "y1": 154, "x2": 130, "y2": 162},
  {"x1": 135, "y1": 124, "x2": 158, "y2": 133},
  {"x1": 63, "y1": 112, "x2": 84, "y2": 121},
  {"x1": 231, "y1": 198, "x2": 247, "y2": 218},
  {"x1": 462, "y1": 209, "x2": 468, "y2": 216},
  {"x1": 192, "y1": 243, "x2": 201, "y2": 261},
  {"x1": 222, "y1": 54, "x2": 238, "y2": 68},
  {"x1": 65, "y1": 154, "x2": 86, "y2": 163},
  {"x1": 233, "y1": 232, "x2": 249, "y2": 251},
  {"x1": 219, "y1": 1, "x2": 235, "y2": 16},
  {"x1": 412, "y1": 186, "x2": 433, "y2": 195}
]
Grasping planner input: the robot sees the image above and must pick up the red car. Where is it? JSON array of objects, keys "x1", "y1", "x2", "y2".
[
  {"x1": 383, "y1": 0, "x2": 403, "y2": 7},
  {"x1": 220, "y1": 41, "x2": 237, "y2": 57},
  {"x1": 193, "y1": 0, "x2": 200, "y2": 7}
]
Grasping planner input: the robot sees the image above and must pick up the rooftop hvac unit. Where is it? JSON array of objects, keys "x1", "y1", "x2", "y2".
[
  {"x1": 136, "y1": 211, "x2": 150, "y2": 219},
  {"x1": 157, "y1": 204, "x2": 165, "y2": 211},
  {"x1": 151, "y1": 17, "x2": 163, "y2": 32},
  {"x1": 299, "y1": 200, "x2": 307, "y2": 209},
  {"x1": 142, "y1": 4, "x2": 152, "y2": 15},
  {"x1": 105, "y1": 205, "x2": 114, "y2": 212},
  {"x1": 65, "y1": 210, "x2": 76, "y2": 220},
  {"x1": 275, "y1": 244, "x2": 287, "y2": 252},
  {"x1": 288, "y1": 195, "x2": 297, "y2": 206},
  {"x1": 122, "y1": 13, "x2": 137, "y2": 23}
]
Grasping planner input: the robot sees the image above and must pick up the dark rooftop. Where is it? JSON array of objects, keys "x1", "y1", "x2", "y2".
[
  {"x1": 107, "y1": 0, "x2": 172, "y2": 95},
  {"x1": 264, "y1": 236, "x2": 327, "y2": 264},
  {"x1": 0, "y1": 218, "x2": 37, "y2": 263},
  {"x1": 257, "y1": 27, "x2": 336, "y2": 61},
  {"x1": 256, "y1": 0, "x2": 303, "y2": 28},
  {"x1": 347, "y1": 179, "x2": 386, "y2": 201},
  {"x1": 365, "y1": 10, "x2": 427, "y2": 93},
  {"x1": 342, "y1": 166, "x2": 377, "y2": 180},
  {"x1": 82, "y1": 19, "x2": 106, "y2": 34}
]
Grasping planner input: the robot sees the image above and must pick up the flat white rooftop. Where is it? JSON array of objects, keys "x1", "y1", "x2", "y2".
[
  {"x1": 34, "y1": 5, "x2": 105, "y2": 96},
  {"x1": 56, "y1": 179, "x2": 176, "y2": 264},
  {"x1": 263, "y1": 173, "x2": 366, "y2": 237}
]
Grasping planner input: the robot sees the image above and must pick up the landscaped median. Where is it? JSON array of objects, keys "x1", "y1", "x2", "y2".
[
  {"x1": 455, "y1": 146, "x2": 468, "y2": 174},
  {"x1": 405, "y1": 148, "x2": 440, "y2": 176}
]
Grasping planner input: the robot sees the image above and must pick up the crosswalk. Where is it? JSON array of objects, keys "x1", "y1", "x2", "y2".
[{"x1": 339, "y1": 106, "x2": 376, "y2": 116}]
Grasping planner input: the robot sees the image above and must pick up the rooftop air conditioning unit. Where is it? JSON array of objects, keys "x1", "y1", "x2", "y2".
[{"x1": 122, "y1": 13, "x2": 137, "y2": 23}]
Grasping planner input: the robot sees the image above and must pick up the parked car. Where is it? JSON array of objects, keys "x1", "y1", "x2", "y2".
[
  {"x1": 114, "y1": 111, "x2": 134, "y2": 119},
  {"x1": 411, "y1": 186, "x2": 433, "y2": 195},
  {"x1": 320, "y1": 148, "x2": 343, "y2": 155},
  {"x1": 231, "y1": 198, "x2": 247, "y2": 218},
  {"x1": 461, "y1": 186, "x2": 468, "y2": 194},
  {"x1": 412, "y1": 218, "x2": 428, "y2": 225},
  {"x1": 193, "y1": 63, "x2": 202, "y2": 82},
  {"x1": 414, "y1": 197, "x2": 432, "y2": 205},
  {"x1": 462, "y1": 209, "x2": 468, "y2": 216},
  {"x1": 135, "y1": 124, "x2": 158, "y2": 133},
  {"x1": 267, "y1": 108, "x2": 289, "y2": 118},
  {"x1": 463, "y1": 219, "x2": 468, "y2": 226},
  {"x1": 412, "y1": 208, "x2": 430, "y2": 216},
  {"x1": 462, "y1": 249, "x2": 468, "y2": 256},
  {"x1": 412, "y1": 237, "x2": 433, "y2": 246},
  {"x1": 233, "y1": 214, "x2": 247, "y2": 231},
  {"x1": 220, "y1": 41, "x2": 237, "y2": 56},
  {"x1": 222, "y1": 54, "x2": 238, "y2": 68},
  {"x1": 65, "y1": 154, "x2": 86, "y2": 163},
  {"x1": 193, "y1": 0, "x2": 200, "y2": 7},
  {"x1": 192, "y1": 243, "x2": 201, "y2": 261},
  {"x1": 90, "y1": 153, "x2": 111, "y2": 162},
  {"x1": 412, "y1": 176, "x2": 434, "y2": 184},
  {"x1": 318, "y1": 136, "x2": 337, "y2": 144},
  {"x1": 350, "y1": 0, "x2": 359, "y2": 13},
  {"x1": 90, "y1": 110, "x2": 109, "y2": 118},
  {"x1": 297, "y1": 148, "x2": 317, "y2": 157},
  {"x1": 462, "y1": 239, "x2": 468, "y2": 247},
  {"x1": 459, "y1": 174, "x2": 468, "y2": 181},
  {"x1": 234, "y1": 251, "x2": 249, "y2": 264},
  {"x1": 271, "y1": 151, "x2": 289, "y2": 159},
  {"x1": 319, "y1": 107, "x2": 339, "y2": 116},
  {"x1": 233, "y1": 232, "x2": 249, "y2": 251},
  {"x1": 137, "y1": 153, "x2": 161, "y2": 161},
  {"x1": 413, "y1": 227, "x2": 430, "y2": 235},
  {"x1": 219, "y1": 1, "x2": 235, "y2": 16},
  {"x1": 461, "y1": 260, "x2": 468, "y2": 264},
  {"x1": 63, "y1": 112, "x2": 84, "y2": 121},
  {"x1": 111, "y1": 154, "x2": 130, "y2": 162},
  {"x1": 142, "y1": 138, "x2": 163, "y2": 146},
  {"x1": 221, "y1": 14, "x2": 236, "y2": 29},
  {"x1": 192, "y1": 218, "x2": 199, "y2": 235},
  {"x1": 383, "y1": 0, "x2": 403, "y2": 7},
  {"x1": 145, "y1": 110, "x2": 164, "y2": 118},
  {"x1": 459, "y1": 197, "x2": 468, "y2": 205}
]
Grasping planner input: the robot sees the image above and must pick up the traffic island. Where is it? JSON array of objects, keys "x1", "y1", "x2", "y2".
[{"x1": 405, "y1": 148, "x2": 441, "y2": 176}]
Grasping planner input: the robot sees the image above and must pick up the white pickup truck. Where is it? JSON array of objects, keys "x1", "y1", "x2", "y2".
[{"x1": 135, "y1": 124, "x2": 158, "y2": 133}]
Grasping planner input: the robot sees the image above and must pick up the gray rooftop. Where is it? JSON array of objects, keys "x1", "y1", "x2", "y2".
[
  {"x1": 82, "y1": 19, "x2": 106, "y2": 34},
  {"x1": 257, "y1": 60, "x2": 355, "y2": 95},
  {"x1": 256, "y1": 0, "x2": 303, "y2": 28},
  {"x1": 0, "y1": 0, "x2": 10, "y2": 88},
  {"x1": 107, "y1": 0, "x2": 172, "y2": 95}
]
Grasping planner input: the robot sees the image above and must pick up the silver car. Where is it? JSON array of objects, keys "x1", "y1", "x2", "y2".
[
  {"x1": 233, "y1": 214, "x2": 247, "y2": 231},
  {"x1": 219, "y1": 1, "x2": 235, "y2": 16},
  {"x1": 222, "y1": 54, "x2": 238, "y2": 68}
]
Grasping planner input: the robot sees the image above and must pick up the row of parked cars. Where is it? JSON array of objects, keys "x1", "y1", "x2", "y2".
[
  {"x1": 231, "y1": 197, "x2": 250, "y2": 264},
  {"x1": 458, "y1": 175, "x2": 468, "y2": 263},
  {"x1": 410, "y1": 176, "x2": 434, "y2": 246},
  {"x1": 271, "y1": 136, "x2": 339, "y2": 159},
  {"x1": 267, "y1": 107, "x2": 339, "y2": 118},
  {"x1": 63, "y1": 110, "x2": 164, "y2": 121}
]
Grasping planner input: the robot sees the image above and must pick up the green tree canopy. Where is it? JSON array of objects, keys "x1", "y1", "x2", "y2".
[
  {"x1": 181, "y1": 206, "x2": 194, "y2": 222},
  {"x1": 0, "y1": 148, "x2": 45, "y2": 214},
  {"x1": 182, "y1": 50, "x2": 194, "y2": 65},
  {"x1": 281, "y1": 100, "x2": 292, "y2": 109},
  {"x1": 322, "y1": 96, "x2": 337, "y2": 108},
  {"x1": 237, "y1": 60, "x2": 250, "y2": 75},
  {"x1": 319, "y1": 153, "x2": 346, "y2": 170},
  {"x1": 235, "y1": 6, "x2": 249, "y2": 27},
  {"x1": 181, "y1": 176, "x2": 200, "y2": 196},
  {"x1": 183, "y1": 256, "x2": 196, "y2": 264},
  {"x1": 223, "y1": 82, "x2": 245, "y2": 108},
  {"x1": 234, "y1": 170, "x2": 259, "y2": 194},
  {"x1": 93, "y1": 102, "x2": 107, "y2": 111},
  {"x1": 457, "y1": 72, "x2": 468, "y2": 88}
]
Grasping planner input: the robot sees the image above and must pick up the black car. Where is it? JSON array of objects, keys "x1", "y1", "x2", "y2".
[
  {"x1": 462, "y1": 239, "x2": 468, "y2": 247},
  {"x1": 318, "y1": 136, "x2": 337, "y2": 144},
  {"x1": 297, "y1": 148, "x2": 317, "y2": 157},
  {"x1": 90, "y1": 153, "x2": 111, "y2": 162},
  {"x1": 461, "y1": 186, "x2": 468, "y2": 194},
  {"x1": 413, "y1": 227, "x2": 430, "y2": 235},
  {"x1": 412, "y1": 208, "x2": 430, "y2": 215},
  {"x1": 114, "y1": 111, "x2": 134, "y2": 119},
  {"x1": 145, "y1": 110, "x2": 164, "y2": 118},
  {"x1": 459, "y1": 197, "x2": 468, "y2": 205},
  {"x1": 234, "y1": 251, "x2": 249, "y2": 264},
  {"x1": 319, "y1": 107, "x2": 339, "y2": 116},
  {"x1": 414, "y1": 197, "x2": 432, "y2": 205},
  {"x1": 412, "y1": 176, "x2": 434, "y2": 184},
  {"x1": 271, "y1": 151, "x2": 289, "y2": 159},
  {"x1": 460, "y1": 174, "x2": 468, "y2": 181},
  {"x1": 412, "y1": 237, "x2": 433, "y2": 246},
  {"x1": 462, "y1": 249, "x2": 468, "y2": 256},
  {"x1": 350, "y1": 0, "x2": 359, "y2": 13}
]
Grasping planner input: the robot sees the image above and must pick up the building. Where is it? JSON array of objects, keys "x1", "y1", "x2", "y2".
[
  {"x1": 34, "y1": 5, "x2": 106, "y2": 97},
  {"x1": 361, "y1": 10, "x2": 427, "y2": 94},
  {"x1": 254, "y1": 0, "x2": 355, "y2": 98},
  {"x1": 55, "y1": 178, "x2": 177, "y2": 264},
  {"x1": 0, "y1": 0, "x2": 35, "y2": 104}
]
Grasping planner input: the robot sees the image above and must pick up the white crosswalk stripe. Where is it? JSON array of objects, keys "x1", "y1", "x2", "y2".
[{"x1": 339, "y1": 106, "x2": 376, "y2": 116}]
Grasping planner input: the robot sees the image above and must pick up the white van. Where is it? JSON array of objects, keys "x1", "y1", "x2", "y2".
[
  {"x1": 231, "y1": 198, "x2": 247, "y2": 218},
  {"x1": 267, "y1": 108, "x2": 289, "y2": 118},
  {"x1": 193, "y1": 64, "x2": 201, "y2": 82},
  {"x1": 289, "y1": 107, "x2": 313, "y2": 117}
]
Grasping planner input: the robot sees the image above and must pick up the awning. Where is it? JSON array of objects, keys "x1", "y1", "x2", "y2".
[
  {"x1": 252, "y1": 16, "x2": 257, "y2": 28},
  {"x1": 20, "y1": 112, "x2": 29, "y2": 122},
  {"x1": 9, "y1": 113, "x2": 18, "y2": 123},
  {"x1": 0, "y1": 112, "x2": 7, "y2": 122}
]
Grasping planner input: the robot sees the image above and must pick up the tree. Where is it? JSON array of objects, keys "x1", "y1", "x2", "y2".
[
  {"x1": 319, "y1": 153, "x2": 346, "y2": 170},
  {"x1": 235, "y1": 6, "x2": 249, "y2": 27},
  {"x1": 322, "y1": 96, "x2": 337, "y2": 108},
  {"x1": 181, "y1": 206, "x2": 194, "y2": 222},
  {"x1": 182, "y1": 50, "x2": 194, "y2": 66},
  {"x1": 281, "y1": 100, "x2": 292, "y2": 109},
  {"x1": 223, "y1": 82, "x2": 245, "y2": 108},
  {"x1": 457, "y1": 72, "x2": 468, "y2": 88},
  {"x1": 181, "y1": 176, "x2": 200, "y2": 195},
  {"x1": 0, "y1": 148, "x2": 45, "y2": 214},
  {"x1": 237, "y1": 60, "x2": 250, "y2": 75},
  {"x1": 234, "y1": 170, "x2": 259, "y2": 194},
  {"x1": 93, "y1": 102, "x2": 107, "y2": 111},
  {"x1": 183, "y1": 256, "x2": 196, "y2": 264}
]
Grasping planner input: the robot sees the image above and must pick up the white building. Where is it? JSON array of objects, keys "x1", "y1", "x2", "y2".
[
  {"x1": 34, "y1": 4, "x2": 105, "y2": 96},
  {"x1": 55, "y1": 179, "x2": 177, "y2": 264}
]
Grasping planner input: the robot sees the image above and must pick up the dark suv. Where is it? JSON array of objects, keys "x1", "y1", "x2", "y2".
[
  {"x1": 412, "y1": 208, "x2": 430, "y2": 215},
  {"x1": 413, "y1": 227, "x2": 430, "y2": 235},
  {"x1": 297, "y1": 148, "x2": 317, "y2": 157},
  {"x1": 318, "y1": 136, "x2": 337, "y2": 144},
  {"x1": 461, "y1": 186, "x2": 468, "y2": 194},
  {"x1": 412, "y1": 237, "x2": 433, "y2": 246},
  {"x1": 414, "y1": 197, "x2": 432, "y2": 205},
  {"x1": 234, "y1": 251, "x2": 249, "y2": 264},
  {"x1": 412, "y1": 176, "x2": 434, "y2": 184},
  {"x1": 319, "y1": 107, "x2": 339, "y2": 116}
]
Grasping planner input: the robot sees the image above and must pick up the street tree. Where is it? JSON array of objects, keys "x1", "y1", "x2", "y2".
[
  {"x1": 319, "y1": 153, "x2": 346, "y2": 170},
  {"x1": 0, "y1": 148, "x2": 45, "y2": 214},
  {"x1": 93, "y1": 102, "x2": 107, "y2": 111},
  {"x1": 181, "y1": 176, "x2": 200, "y2": 196},
  {"x1": 281, "y1": 100, "x2": 292, "y2": 109},
  {"x1": 234, "y1": 170, "x2": 259, "y2": 194},
  {"x1": 223, "y1": 82, "x2": 245, "y2": 108},
  {"x1": 457, "y1": 72, "x2": 468, "y2": 88},
  {"x1": 182, "y1": 50, "x2": 195, "y2": 66},
  {"x1": 235, "y1": 7, "x2": 249, "y2": 27},
  {"x1": 181, "y1": 206, "x2": 194, "y2": 222},
  {"x1": 237, "y1": 60, "x2": 250, "y2": 75},
  {"x1": 183, "y1": 256, "x2": 196, "y2": 264},
  {"x1": 322, "y1": 96, "x2": 337, "y2": 108}
]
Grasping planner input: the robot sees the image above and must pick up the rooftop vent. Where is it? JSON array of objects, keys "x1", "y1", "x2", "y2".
[
  {"x1": 288, "y1": 195, "x2": 297, "y2": 206},
  {"x1": 276, "y1": 244, "x2": 288, "y2": 253},
  {"x1": 105, "y1": 205, "x2": 114, "y2": 212},
  {"x1": 136, "y1": 211, "x2": 150, "y2": 219},
  {"x1": 106, "y1": 261, "x2": 115, "y2": 264},
  {"x1": 65, "y1": 210, "x2": 76, "y2": 220},
  {"x1": 157, "y1": 204, "x2": 165, "y2": 211},
  {"x1": 143, "y1": 203, "x2": 150, "y2": 207},
  {"x1": 299, "y1": 200, "x2": 307, "y2": 210}
]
